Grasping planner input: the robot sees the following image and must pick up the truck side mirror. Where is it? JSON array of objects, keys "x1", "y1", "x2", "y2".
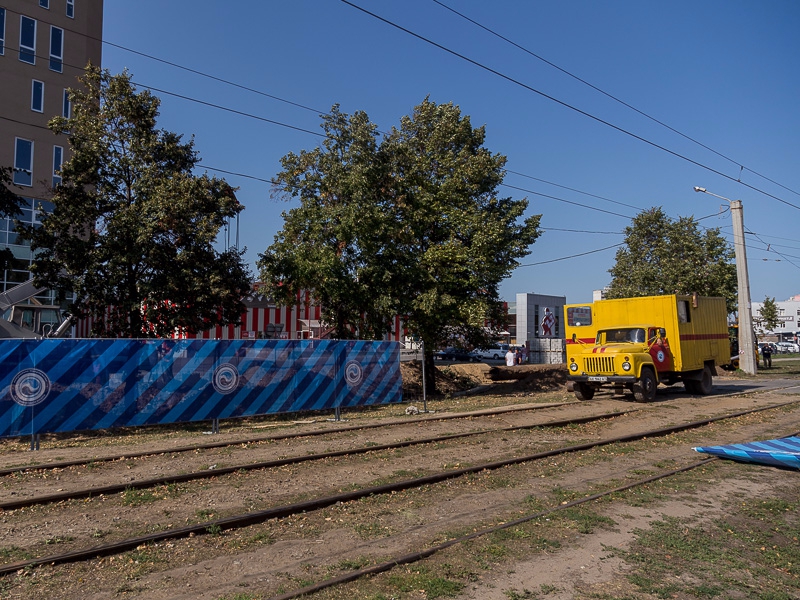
[{"x1": 659, "y1": 328, "x2": 666, "y2": 338}]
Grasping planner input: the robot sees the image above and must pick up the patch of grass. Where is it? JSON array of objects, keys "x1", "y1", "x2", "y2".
[
  {"x1": 196, "y1": 508, "x2": 215, "y2": 520},
  {"x1": 353, "y1": 522, "x2": 390, "y2": 539},
  {"x1": 245, "y1": 532, "x2": 273, "y2": 545},
  {"x1": 615, "y1": 490, "x2": 800, "y2": 599},
  {"x1": 0, "y1": 546, "x2": 34, "y2": 561},
  {"x1": 215, "y1": 593, "x2": 261, "y2": 600},
  {"x1": 387, "y1": 566, "x2": 464, "y2": 599},
  {"x1": 121, "y1": 487, "x2": 158, "y2": 506},
  {"x1": 556, "y1": 507, "x2": 616, "y2": 534},
  {"x1": 44, "y1": 535, "x2": 74, "y2": 545}
]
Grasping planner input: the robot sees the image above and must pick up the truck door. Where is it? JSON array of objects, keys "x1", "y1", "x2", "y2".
[{"x1": 648, "y1": 327, "x2": 673, "y2": 373}]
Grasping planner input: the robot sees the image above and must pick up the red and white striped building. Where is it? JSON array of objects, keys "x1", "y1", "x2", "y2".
[{"x1": 74, "y1": 287, "x2": 407, "y2": 342}]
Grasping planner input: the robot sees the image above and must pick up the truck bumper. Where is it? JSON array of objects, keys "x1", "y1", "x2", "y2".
[{"x1": 568, "y1": 375, "x2": 637, "y2": 384}]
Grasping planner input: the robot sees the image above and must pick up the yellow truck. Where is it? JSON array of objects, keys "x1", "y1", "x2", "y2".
[{"x1": 564, "y1": 294, "x2": 730, "y2": 402}]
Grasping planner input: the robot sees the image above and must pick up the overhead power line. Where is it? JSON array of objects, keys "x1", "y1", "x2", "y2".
[
  {"x1": 340, "y1": 0, "x2": 800, "y2": 212},
  {"x1": 431, "y1": 0, "x2": 800, "y2": 202},
  {"x1": 517, "y1": 242, "x2": 624, "y2": 267},
  {"x1": 7, "y1": 5, "x2": 799, "y2": 216}
]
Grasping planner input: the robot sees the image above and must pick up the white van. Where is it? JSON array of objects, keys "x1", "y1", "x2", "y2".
[{"x1": 473, "y1": 344, "x2": 509, "y2": 360}]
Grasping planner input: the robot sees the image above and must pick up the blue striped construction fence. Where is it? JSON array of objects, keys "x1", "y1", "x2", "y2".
[{"x1": 0, "y1": 338, "x2": 402, "y2": 438}]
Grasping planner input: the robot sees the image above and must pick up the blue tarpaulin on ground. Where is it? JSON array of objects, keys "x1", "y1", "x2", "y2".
[
  {"x1": 0, "y1": 338, "x2": 401, "y2": 437},
  {"x1": 693, "y1": 436, "x2": 800, "y2": 470}
]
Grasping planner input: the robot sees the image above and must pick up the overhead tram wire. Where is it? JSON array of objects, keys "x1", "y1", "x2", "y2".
[
  {"x1": 340, "y1": 0, "x2": 800, "y2": 212},
  {"x1": 10, "y1": 5, "x2": 800, "y2": 212},
  {"x1": 130, "y1": 82, "x2": 323, "y2": 138},
  {"x1": 1, "y1": 6, "x2": 328, "y2": 118},
  {"x1": 1, "y1": 106, "x2": 642, "y2": 224},
  {"x1": 517, "y1": 243, "x2": 625, "y2": 267},
  {"x1": 501, "y1": 183, "x2": 633, "y2": 219},
  {"x1": 431, "y1": 0, "x2": 800, "y2": 202},
  {"x1": 505, "y1": 170, "x2": 641, "y2": 211},
  {"x1": 7, "y1": 29, "x2": 796, "y2": 246}
]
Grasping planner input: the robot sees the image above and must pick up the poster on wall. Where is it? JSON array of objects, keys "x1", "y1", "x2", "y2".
[
  {"x1": 0, "y1": 339, "x2": 402, "y2": 438},
  {"x1": 540, "y1": 306, "x2": 555, "y2": 337}
]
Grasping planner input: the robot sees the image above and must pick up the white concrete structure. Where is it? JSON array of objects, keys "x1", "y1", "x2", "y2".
[
  {"x1": 751, "y1": 297, "x2": 800, "y2": 341},
  {"x1": 516, "y1": 292, "x2": 567, "y2": 364}
]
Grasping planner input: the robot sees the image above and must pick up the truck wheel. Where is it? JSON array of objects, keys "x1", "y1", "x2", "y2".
[
  {"x1": 574, "y1": 382, "x2": 595, "y2": 401},
  {"x1": 696, "y1": 365, "x2": 713, "y2": 395},
  {"x1": 632, "y1": 369, "x2": 657, "y2": 402}
]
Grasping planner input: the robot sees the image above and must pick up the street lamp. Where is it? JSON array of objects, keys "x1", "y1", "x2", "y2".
[{"x1": 693, "y1": 186, "x2": 757, "y2": 375}]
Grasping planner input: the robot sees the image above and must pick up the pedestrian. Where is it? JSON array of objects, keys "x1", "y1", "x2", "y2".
[
  {"x1": 505, "y1": 347, "x2": 516, "y2": 367},
  {"x1": 521, "y1": 344, "x2": 529, "y2": 363},
  {"x1": 515, "y1": 347, "x2": 522, "y2": 365},
  {"x1": 762, "y1": 343, "x2": 772, "y2": 368}
]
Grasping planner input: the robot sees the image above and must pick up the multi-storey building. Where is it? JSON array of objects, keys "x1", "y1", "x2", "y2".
[
  {"x1": 0, "y1": 0, "x2": 103, "y2": 308},
  {"x1": 751, "y1": 296, "x2": 800, "y2": 343}
]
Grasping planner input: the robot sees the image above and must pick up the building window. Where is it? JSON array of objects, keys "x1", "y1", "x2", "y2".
[
  {"x1": 40, "y1": 0, "x2": 50, "y2": 8},
  {"x1": 31, "y1": 80, "x2": 44, "y2": 112},
  {"x1": 63, "y1": 89, "x2": 71, "y2": 118},
  {"x1": 50, "y1": 26, "x2": 63, "y2": 72},
  {"x1": 66, "y1": 0, "x2": 75, "y2": 18},
  {"x1": 0, "y1": 8, "x2": 6, "y2": 56},
  {"x1": 14, "y1": 139, "x2": 34, "y2": 187},
  {"x1": 19, "y1": 16, "x2": 36, "y2": 64},
  {"x1": 53, "y1": 146, "x2": 63, "y2": 186}
]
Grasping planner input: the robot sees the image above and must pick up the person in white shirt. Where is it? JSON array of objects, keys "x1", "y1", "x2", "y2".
[{"x1": 505, "y1": 348, "x2": 516, "y2": 366}]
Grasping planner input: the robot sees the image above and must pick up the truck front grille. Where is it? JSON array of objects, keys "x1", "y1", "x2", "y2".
[{"x1": 584, "y1": 356, "x2": 615, "y2": 374}]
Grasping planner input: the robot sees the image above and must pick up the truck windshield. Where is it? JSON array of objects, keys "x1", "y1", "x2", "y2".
[{"x1": 598, "y1": 328, "x2": 646, "y2": 344}]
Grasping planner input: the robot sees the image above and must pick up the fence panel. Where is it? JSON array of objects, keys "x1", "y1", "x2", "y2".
[{"x1": 0, "y1": 338, "x2": 401, "y2": 438}]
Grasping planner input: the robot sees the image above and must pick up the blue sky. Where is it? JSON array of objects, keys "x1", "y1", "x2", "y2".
[{"x1": 101, "y1": 0, "x2": 800, "y2": 306}]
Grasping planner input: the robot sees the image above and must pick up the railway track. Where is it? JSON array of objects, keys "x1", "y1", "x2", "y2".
[
  {"x1": 1, "y1": 396, "x2": 797, "y2": 580},
  {"x1": 0, "y1": 408, "x2": 633, "y2": 511},
  {"x1": 0, "y1": 399, "x2": 577, "y2": 477}
]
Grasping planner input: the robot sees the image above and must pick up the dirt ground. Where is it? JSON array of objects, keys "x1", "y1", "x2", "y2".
[
  {"x1": 3, "y1": 361, "x2": 796, "y2": 600},
  {"x1": 399, "y1": 361, "x2": 567, "y2": 397}
]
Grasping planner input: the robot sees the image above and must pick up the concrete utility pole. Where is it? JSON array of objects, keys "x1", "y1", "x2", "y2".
[{"x1": 694, "y1": 187, "x2": 757, "y2": 375}]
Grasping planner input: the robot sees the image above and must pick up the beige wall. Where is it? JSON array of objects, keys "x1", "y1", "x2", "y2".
[
  {"x1": 0, "y1": 0, "x2": 102, "y2": 297},
  {"x1": 0, "y1": 0, "x2": 103, "y2": 197}
]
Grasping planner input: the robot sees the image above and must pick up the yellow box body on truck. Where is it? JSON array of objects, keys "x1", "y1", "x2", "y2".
[{"x1": 564, "y1": 295, "x2": 730, "y2": 402}]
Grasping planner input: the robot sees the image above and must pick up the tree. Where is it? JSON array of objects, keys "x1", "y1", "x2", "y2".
[
  {"x1": 259, "y1": 99, "x2": 541, "y2": 390},
  {"x1": 20, "y1": 67, "x2": 251, "y2": 338},
  {"x1": 756, "y1": 296, "x2": 780, "y2": 334},
  {"x1": 606, "y1": 207, "x2": 737, "y2": 312},
  {"x1": 0, "y1": 167, "x2": 26, "y2": 273}
]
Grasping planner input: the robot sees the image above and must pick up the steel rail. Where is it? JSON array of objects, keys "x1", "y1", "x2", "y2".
[
  {"x1": 0, "y1": 409, "x2": 633, "y2": 511},
  {"x1": 0, "y1": 400, "x2": 575, "y2": 477},
  {"x1": 0, "y1": 398, "x2": 797, "y2": 577}
]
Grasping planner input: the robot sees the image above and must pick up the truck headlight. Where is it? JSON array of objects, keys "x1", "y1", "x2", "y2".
[
  {"x1": 569, "y1": 361, "x2": 578, "y2": 372},
  {"x1": 622, "y1": 361, "x2": 631, "y2": 371}
]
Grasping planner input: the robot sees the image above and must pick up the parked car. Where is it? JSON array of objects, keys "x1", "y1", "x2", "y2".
[
  {"x1": 776, "y1": 341, "x2": 800, "y2": 354},
  {"x1": 434, "y1": 347, "x2": 477, "y2": 361},
  {"x1": 472, "y1": 344, "x2": 509, "y2": 360}
]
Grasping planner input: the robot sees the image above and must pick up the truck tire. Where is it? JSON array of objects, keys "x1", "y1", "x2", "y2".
[
  {"x1": 684, "y1": 366, "x2": 713, "y2": 395},
  {"x1": 632, "y1": 368, "x2": 657, "y2": 402},
  {"x1": 696, "y1": 365, "x2": 713, "y2": 395},
  {"x1": 574, "y1": 382, "x2": 595, "y2": 401}
]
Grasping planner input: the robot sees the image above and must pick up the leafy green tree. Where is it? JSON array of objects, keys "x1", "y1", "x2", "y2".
[
  {"x1": 606, "y1": 207, "x2": 737, "y2": 312},
  {"x1": 259, "y1": 99, "x2": 541, "y2": 390},
  {"x1": 756, "y1": 296, "x2": 780, "y2": 334},
  {"x1": 258, "y1": 106, "x2": 392, "y2": 340},
  {"x1": 0, "y1": 167, "x2": 25, "y2": 272},
  {"x1": 20, "y1": 67, "x2": 251, "y2": 338}
]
